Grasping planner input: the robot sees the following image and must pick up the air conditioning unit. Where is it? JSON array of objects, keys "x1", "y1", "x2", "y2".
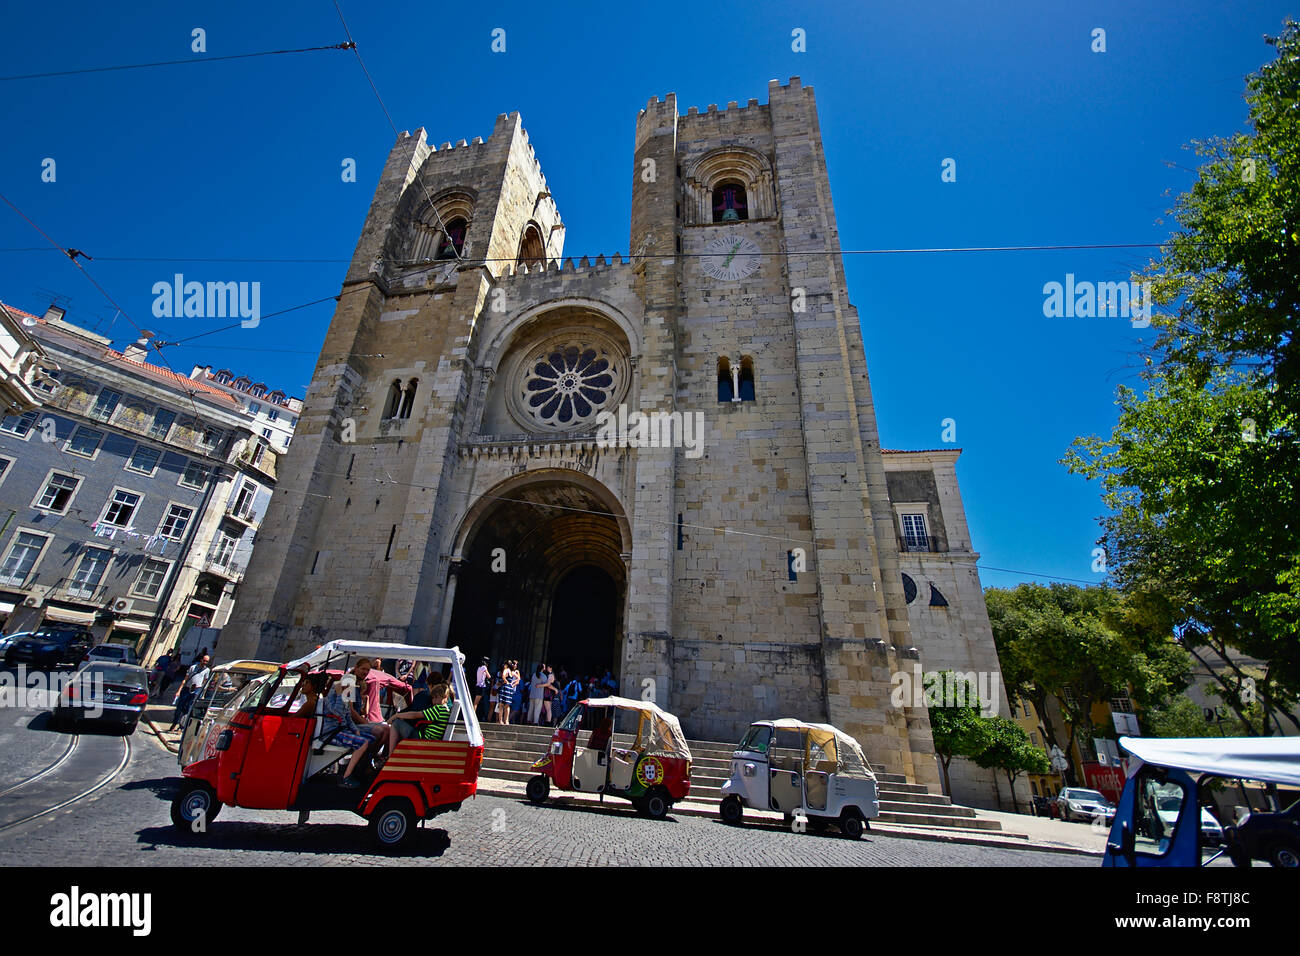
[
  {"x1": 23, "y1": 596, "x2": 41, "y2": 608},
  {"x1": 111, "y1": 597, "x2": 134, "y2": 615},
  {"x1": 23, "y1": 584, "x2": 51, "y2": 607}
]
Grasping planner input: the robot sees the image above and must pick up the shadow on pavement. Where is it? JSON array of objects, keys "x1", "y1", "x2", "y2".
[
  {"x1": 134, "y1": 822, "x2": 452, "y2": 858},
  {"x1": 506, "y1": 797, "x2": 685, "y2": 823}
]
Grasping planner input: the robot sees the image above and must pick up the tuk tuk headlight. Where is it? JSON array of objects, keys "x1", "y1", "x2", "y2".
[
  {"x1": 215, "y1": 730, "x2": 232, "y2": 751},
  {"x1": 743, "y1": 762, "x2": 756, "y2": 777},
  {"x1": 550, "y1": 741, "x2": 563, "y2": 755}
]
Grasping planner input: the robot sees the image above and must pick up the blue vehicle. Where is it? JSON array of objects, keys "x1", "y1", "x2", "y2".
[{"x1": 1103, "y1": 736, "x2": 1300, "y2": 868}]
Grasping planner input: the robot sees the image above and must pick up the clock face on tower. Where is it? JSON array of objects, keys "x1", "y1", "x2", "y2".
[{"x1": 701, "y1": 229, "x2": 760, "y2": 282}]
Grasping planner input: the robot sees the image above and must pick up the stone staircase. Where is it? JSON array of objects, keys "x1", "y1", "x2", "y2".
[{"x1": 478, "y1": 721, "x2": 1002, "y2": 833}]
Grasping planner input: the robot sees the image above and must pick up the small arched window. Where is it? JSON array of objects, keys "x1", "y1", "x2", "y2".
[
  {"x1": 437, "y1": 218, "x2": 468, "y2": 259},
  {"x1": 739, "y1": 357, "x2": 756, "y2": 401},
  {"x1": 717, "y1": 357, "x2": 734, "y2": 402},
  {"x1": 712, "y1": 182, "x2": 748, "y2": 223},
  {"x1": 517, "y1": 223, "x2": 545, "y2": 267},
  {"x1": 383, "y1": 379, "x2": 403, "y2": 419},
  {"x1": 398, "y1": 379, "x2": 418, "y2": 419}
]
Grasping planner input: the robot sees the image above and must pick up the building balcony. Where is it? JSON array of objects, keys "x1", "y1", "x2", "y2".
[{"x1": 203, "y1": 555, "x2": 246, "y2": 582}]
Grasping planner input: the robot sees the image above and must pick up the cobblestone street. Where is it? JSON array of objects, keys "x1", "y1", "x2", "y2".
[{"x1": 0, "y1": 705, "x2": 1084, "y2": 867}]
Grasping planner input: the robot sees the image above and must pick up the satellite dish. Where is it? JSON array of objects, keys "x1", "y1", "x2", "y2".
[{"x1": 21, "y1": 316, "x2": 36, "y2": 327}]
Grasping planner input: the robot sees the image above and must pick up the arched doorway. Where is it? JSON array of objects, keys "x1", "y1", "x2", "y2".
[
  {"x1": 446, "y1": 473, "x2": 628, "y2": 684},
  {"x1": 547, "y1": 564, "x2": 619, "y2": 678}
]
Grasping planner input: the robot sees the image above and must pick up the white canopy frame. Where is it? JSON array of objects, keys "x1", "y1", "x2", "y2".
[
  {"x1": 286, "y1": 641, "x2": 482, "y2": 747},
  {"x1": 1120, "y1": 736, "x2": 1300, "y2": 787}
]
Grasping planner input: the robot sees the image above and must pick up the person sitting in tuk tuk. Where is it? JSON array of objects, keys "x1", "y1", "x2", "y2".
[
  {"x1": 322, "y1": 675, "x2": 386, "y2": 789},
  {"x1": 289, "y1": 672, "x2": 324, "y2": 719},
  {"x1": 388, "y1": 681, "x2": 454, "y2": 741}
]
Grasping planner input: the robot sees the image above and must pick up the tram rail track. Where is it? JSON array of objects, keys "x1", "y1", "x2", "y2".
[{"x1": 0, "y1": 733, "x2": 132, "y2": 833}]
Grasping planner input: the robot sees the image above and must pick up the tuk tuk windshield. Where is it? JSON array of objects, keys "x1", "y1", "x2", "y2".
[
  {"x1": 738, "y1": 725, "x2": 772, "y2": 754},
  {"x1": 233, "y1": 673, "x2": 283, "y2": 714},
  {"x1": 200, "y1": 669, "x2": 265, "y2": 709}
]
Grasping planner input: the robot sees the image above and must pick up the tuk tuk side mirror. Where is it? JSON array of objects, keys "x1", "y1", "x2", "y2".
[{"x1": 1107, "y1": 821, "x2": 1135, "y2": 859}]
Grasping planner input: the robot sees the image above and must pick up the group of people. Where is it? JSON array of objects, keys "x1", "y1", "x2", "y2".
[
  {"x1": 292, "y1": 656, "x2": 454, "y2": 788},
  {"x1": 471, "y1": 659, "x2": 619, "y2": 726}
]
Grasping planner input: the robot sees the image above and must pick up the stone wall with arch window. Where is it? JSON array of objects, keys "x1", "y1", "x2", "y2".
[{"x1": 682, "y1": 146, "x2": 777, "y2": 225}]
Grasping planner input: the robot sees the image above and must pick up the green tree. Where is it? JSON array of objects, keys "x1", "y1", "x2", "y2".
[
  {"x1": 926, "y1": 671, "x2": 991, "y2": 798},
  {"x1": 1063, "y1": 21, "x2": 1300, "y2": 733},
  {"x1": 972, "y1": 716, "x2": 1051, "y2": 812},
  {"x1": 1145, "y1": 688, "x2": 1268, "y2": 738},
  {"x1": 986, "y1": 583, "x2": 1189, "y2": 783}
]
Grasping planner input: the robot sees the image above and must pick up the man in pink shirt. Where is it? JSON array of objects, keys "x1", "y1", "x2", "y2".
[{"x1": 358, "y1": 658, "x2": 413, "y2": 725}]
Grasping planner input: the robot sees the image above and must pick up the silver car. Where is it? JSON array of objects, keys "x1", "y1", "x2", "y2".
[{"x1": 53, "y1": 662, "x2": 151, "y2": 734}]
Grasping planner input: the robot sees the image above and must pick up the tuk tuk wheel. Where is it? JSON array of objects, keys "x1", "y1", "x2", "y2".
[
  {"x1": 1265, "y1": 841, "x2": 1300, "y2": 868},
  {"x1": 369, "y1": 798, "x2": 417, "y2": 853},
  {"x1": 639, "y1": 788, "x2": 670, "y2": 820},
  {"x1": 526, "y1": 774, "x2": 550, "y2": 805},
  {"x1": 170, "y1": 781, "x2": 222, "y2": 831},
  {"x1": 840, "y1": 811, "x2": 865, "y2": 840},
  {"x1": 719, "y1": 795, "x2": 744, "y2": 825}
]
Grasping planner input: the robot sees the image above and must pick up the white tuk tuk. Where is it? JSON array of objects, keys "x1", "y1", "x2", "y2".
[{"x1": 719, "y1": 718, "x2": 880, "y2": 838}]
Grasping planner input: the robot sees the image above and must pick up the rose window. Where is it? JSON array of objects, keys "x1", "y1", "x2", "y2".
[{"x1": 519, "y1": 342, "x2": 623, "y2": 428}]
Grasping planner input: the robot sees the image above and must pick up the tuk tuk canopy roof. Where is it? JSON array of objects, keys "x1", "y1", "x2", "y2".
[
  {"x1": 210, "y1": 660, "x2": 280, "y2": 675},
  {"x1": 583, "y1": 696, "x2": 691, "y2": 759},
  {"x1": 767, "y1": 719, "x2": 877, "y2": 780},
  {"x1": 286, "y1": 641, "x2": 467, "y2": 671},
  {"x1": 1120, "y1": 736, "x2": 1300, "y2": 787},
  {"x1": 286, "y1": 641, "x2": 481, "y2": 747}
]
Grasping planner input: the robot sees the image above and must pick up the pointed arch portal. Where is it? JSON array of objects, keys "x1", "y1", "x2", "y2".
[{"x1": 446, "y1": 473, "x2": 628, "y2": 682}]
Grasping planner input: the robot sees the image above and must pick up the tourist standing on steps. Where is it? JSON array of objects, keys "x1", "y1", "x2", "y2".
[
  {"x1": 528, "y1": 665, "x2": 548, "y2": 725},
  {"x1": 497, "y1": 661, "x2": 517, "y2": 725},
  {"x1": 541, "y1": 666, "x2": 557, "y2": 725},
  {"x1": 474, "y1": 657, "x2": 491, "y2": 720}
]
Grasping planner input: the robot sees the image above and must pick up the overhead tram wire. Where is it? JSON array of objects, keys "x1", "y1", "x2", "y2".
[
  {"x1": 26, "y1": 237, "x2": 1177, "y2": 352},
  {"x1": 332, "y1": 0, "x2": 466, "y2": 278},
  {"x1": 306, "y1": 466, "x2": 1106, "y2": 586},
  {"x1": 0, "y1": 192, "x2": 231, "y2": 431},
  {"x1": 0, "y1": 42, "x2": 356, "y2": 82},
  {"x1": 0, "y1": 241, "x2": 1188, "y2": 264}
]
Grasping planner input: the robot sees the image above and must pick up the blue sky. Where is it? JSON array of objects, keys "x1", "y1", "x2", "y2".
[{"x1": 1, "y1": 1, "x2": 1293, "y2": 590}]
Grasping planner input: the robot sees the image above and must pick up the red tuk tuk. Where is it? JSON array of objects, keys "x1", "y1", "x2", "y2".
[
  {"x1": 526, "y1": 696, "x2": 692, "y2": 819},
  {"x1": 169, "y1": 641, "x2": 483, "y2": 852}
]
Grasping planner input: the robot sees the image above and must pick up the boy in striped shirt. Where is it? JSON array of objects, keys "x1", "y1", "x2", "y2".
[{"x1": 389, "y1": 681, "x2": 453, "y2": 741}]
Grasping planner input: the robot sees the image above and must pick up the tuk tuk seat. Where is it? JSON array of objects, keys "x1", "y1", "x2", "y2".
[
  {"x1": 304, "y1": 717, "x2": 351, "y2": 779},
  {"x1": 442, "y1": 699, "x2": 462, "y2": 741}
]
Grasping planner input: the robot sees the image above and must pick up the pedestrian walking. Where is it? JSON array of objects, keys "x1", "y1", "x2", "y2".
[
  {"x1": 158, "y1": 657, "x2": 186, "y2": 698},
  {"x1": 168, "y1": 655, "x2": 210, "y2": 731}
]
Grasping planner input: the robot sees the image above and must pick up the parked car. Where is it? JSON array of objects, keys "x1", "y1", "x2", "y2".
[
  {"x1": 0, "y1": 631, "x2": 31, "y2": 658},
  {"x1": 1227, "y1": 799, "x2": 1300, "y2": 867},
  {"x1": 4, "y1": 627, "x2": 95, "y2": 669},
  {"x1": 54, "y1": 661, "x2": 151, "y2": 733},
  {"x1": 84, "y1": 642, "x2": 139, "y2": 666},
  {"x1": 1055, "y1": 787, "x2": 1115, "y2": 823}
]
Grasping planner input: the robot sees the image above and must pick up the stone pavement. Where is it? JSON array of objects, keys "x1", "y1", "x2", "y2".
[{"x1": 0, "y1": 720, "x2": 1088, "y2": 867}]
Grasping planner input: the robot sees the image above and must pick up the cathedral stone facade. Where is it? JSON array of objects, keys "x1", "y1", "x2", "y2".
[{"x1": 221, "y1": 78, "x2": 1013, "y2": 804}]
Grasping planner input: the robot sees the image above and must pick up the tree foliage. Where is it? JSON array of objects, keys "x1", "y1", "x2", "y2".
[
  {"x1": 926, "y1": 671, "x2": 991, "y2": 797},
  {"x1": 972, "y1": 716, "x2": 1051, "y2": 811},
  {"x1": 1063, "y1": 22, "x2": 1300, "y2": 732},
  {"x1": 986, "y1": 583, "x2": 1189, "y2": 782}
]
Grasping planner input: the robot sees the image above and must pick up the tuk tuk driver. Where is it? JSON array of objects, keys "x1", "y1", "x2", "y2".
[{"x1": 388, "y1": 681, "x2": 454, "y2": 741}]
